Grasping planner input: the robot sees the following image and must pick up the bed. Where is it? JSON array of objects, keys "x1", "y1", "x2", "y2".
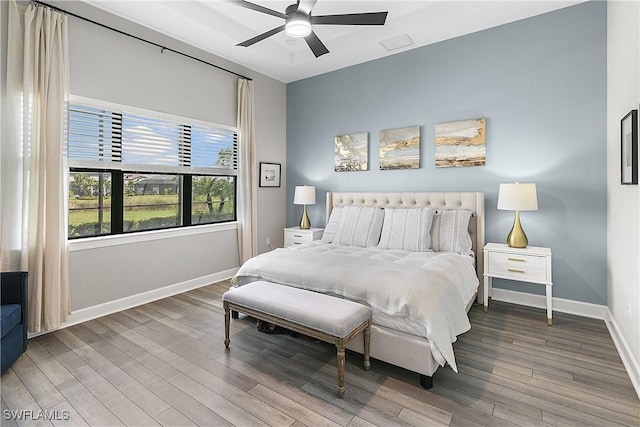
[{"x1": 232, "y1": 191, "x2": 485, "y2": 387}]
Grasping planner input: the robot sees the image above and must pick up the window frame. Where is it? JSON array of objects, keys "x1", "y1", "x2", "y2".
[
  {"x1": 67, "y1": 96, "x2": 238, "y2": 239},
  {"x1": 68, "y1": 168, "x2": 115, "y2": 237}
]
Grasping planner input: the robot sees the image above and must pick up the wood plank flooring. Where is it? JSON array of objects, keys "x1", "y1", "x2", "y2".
[{"x1": 2, "y1": 280, "x2": 638, "y2": 426}]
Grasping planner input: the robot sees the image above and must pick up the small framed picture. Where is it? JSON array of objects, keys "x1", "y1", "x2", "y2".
[
  {"x1": 259, "y1": 162, "x2": 281, "y2": 187},
  {"x1": 621, "y1": 110, "x2": 638, "y2": 185}
]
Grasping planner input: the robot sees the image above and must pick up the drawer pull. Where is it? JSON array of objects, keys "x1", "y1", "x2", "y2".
[
  {"x1": 508, "y1": 268, "x2": 525, "y2": 273},
  {"x1": 508, "y1": 257, "x2": 525, "y2": 262},
  {"x1": 294, "y1": 242, "x2": 302, "y2": 245},
  {"x1": 294, "y1": 234, "x2": 302, "y2": 238}
]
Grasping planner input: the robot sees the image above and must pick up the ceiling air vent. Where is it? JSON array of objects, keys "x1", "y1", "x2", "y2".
[{"x1": 380, "y1": 34, "x2": 414, "y2": 52}]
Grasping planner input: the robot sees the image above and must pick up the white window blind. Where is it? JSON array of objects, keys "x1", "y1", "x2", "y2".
[
  {"x1": 121, "y1": 113, "x2": 188, "y2": 168},
  {"x1": 68, "y1": 104, "x2": 122, "y2": 167},
  {"x1": 191, "y1": 124, "x2": 238, "y2": 170},
  {"x1": 68, "y1": 100, "x2": 238, "y2": 175}
]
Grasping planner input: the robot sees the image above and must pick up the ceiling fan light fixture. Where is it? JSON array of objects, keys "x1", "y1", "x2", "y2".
[
  {"x1": 234, "y1": 1, "x2": 389, "y2": 58},
  {"x1": 285, "y1": 14, "x2": 312, "y2": 38}
]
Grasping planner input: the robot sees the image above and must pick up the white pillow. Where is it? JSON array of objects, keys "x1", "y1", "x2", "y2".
[
  {"x1": 378, "y1": 207, "x2": 435, "y2": 252},
  {"x1": 333, "y1": 206, "x2": 385, "y2": 247},
  {"x1": 321, "y1": 206, "x2": 344, "y2": 243},
  {"x1": 431, "y1": 209, "x2": 473, "y2": 255}
]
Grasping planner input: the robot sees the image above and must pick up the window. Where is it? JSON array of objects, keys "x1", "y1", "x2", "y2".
[
  {"x1": 68, "y1": 98, "x2": 237, "y2": 238},
  {"x1": 123, "y1": 173, "x2": 181, "y2": 232},
  {"x1": 192, "y1": 176, "x2": 235, "y2": 225},
  {"x1": 69, "y1": 170, "x2": 112, "y2": 237}
]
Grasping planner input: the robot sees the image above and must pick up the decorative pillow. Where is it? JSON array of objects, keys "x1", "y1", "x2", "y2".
[
  {"x1": 431, "y1": 209, "x2": 473, "y2": 255},
  {"x1": 377, "y1": 207, "x2": 435, "y2": 252},
  {"x1": 333, "y1": 206, "x2": 385, "y2": 247},
  {"x1": 321, "y1": 206, "x2": 344, "y2": 243}
]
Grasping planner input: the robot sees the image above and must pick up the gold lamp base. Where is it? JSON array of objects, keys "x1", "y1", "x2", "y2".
[
  {"x1": 507, "y1": 210, "x2": 528, "y2": 248},
  {"x1": 299, "y1": 205, "x2": 311, "y2": 229}
]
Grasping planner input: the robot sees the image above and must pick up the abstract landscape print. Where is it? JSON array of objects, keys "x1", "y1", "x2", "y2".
[
  {"x1": 435, "y1": 118, "x2": 486, "y2": 168},
  {"x1": 334, "y1": 132, "x2": 369, "y2": 171},
  {"x1": 379, "y1": 126, "x2": 420, "y2": 170}
]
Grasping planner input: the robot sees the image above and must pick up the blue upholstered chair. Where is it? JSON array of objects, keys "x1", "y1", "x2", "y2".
[{"x1": 1, "y1": 272, "x2": 28, "y2": 375}]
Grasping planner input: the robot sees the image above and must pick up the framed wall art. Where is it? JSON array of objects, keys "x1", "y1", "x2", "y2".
[
  {"x1": 621, "y1": 110, "x2": 638, "y2": 185},
  {"x1": 334, "y1": 132, "x2": 368, "y2": 172},
  {"x1": 435, "y1": 118, "x2": 486, "y2": 168},
  {"x1": 379, "y1": 126, "x2": 420, "y2": 170},
  {"x1": 259, "y1": 162, "x2": 281, "y2": 187}
]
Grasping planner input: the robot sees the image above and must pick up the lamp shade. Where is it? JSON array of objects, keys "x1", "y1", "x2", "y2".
[
  {"x1": 294, "y1": 185, "x2": 316, "y2": 205},
  {"x1": 497, "y1": 183, "x2": 538, "y2": 211}
]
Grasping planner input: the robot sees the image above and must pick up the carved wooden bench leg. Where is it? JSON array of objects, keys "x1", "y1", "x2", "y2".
[
  {"x1": 224, "y1": 302, "x2": 230, "y2": 349},
  {"x1": 363, "y1": 322, "x2": 371, "y2": 371},
  {"x1": 336, "y1": 342, "x2": 346, "y2": 398}
]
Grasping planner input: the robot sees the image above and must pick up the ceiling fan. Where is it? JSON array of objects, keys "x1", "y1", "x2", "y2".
[{"x1": 232, "y1": 0, "x2": 389, "y2": 58}]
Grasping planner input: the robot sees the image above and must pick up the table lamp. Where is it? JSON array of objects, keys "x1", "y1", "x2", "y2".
[
  {"x1": 294, "y1": 185, "x2": 316, "y2": 229},
  {"x1": 497, "y1": 182, "x2": 538, "y2": 248}
]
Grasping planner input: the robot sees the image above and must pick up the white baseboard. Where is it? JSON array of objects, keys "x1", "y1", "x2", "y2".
[
  {"x1": 605, "y1": 309, "x2": 640, "y2": 400},
  {"x1": 28, "y1": 268, "x2": 238, "y2": 338},
  {"x1": 490, "y1": 288, "x2": 608, "y2": 319},
  {"x1": 491, "y1": 288, "x2": 640, "y2": 399}
]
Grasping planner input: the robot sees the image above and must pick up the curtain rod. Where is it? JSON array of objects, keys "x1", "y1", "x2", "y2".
[{"x1": 31, "y1": 0, "x2": 253, "y2": 81}]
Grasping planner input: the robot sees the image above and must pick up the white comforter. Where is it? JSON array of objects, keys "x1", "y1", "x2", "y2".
[{"x1": 232, "y1": 242, "x2": 479, "y2": 372}]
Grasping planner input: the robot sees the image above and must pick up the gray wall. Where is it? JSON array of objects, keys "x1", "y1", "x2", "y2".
[
  {"x1": 606, "y1": 0, "x2": 640, "y2": 383},
  {"x1": 57, "y1": 1, "x2": 286, "y2": 311},
  {"x1": 286, "y1": 2, "x2": 607, "y2": 304}
]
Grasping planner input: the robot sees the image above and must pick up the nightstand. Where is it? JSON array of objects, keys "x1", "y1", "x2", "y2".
[
  {"x1": 483, "y1": 243, "x2": 553, "y2": 325},
  {"x1": 284, "y1": 227, "x2": 324, "y2": 247}
]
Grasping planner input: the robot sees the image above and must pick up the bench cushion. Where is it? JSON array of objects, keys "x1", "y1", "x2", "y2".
[
  {"x1": 223, "y1": 281, "x2": 371, "y2": 338},
  {"x1": 1, "y1": 304, "x2": 21, "y2": 340}
]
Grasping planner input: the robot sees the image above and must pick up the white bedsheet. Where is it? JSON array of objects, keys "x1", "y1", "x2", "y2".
[{"x1": 232, "y1": 242, "x2": 479, "y2": 372}]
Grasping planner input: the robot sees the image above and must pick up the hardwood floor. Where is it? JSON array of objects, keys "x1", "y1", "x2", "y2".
[{"x1": 2, "y1": 281, "x2": 638, "y2": 426}]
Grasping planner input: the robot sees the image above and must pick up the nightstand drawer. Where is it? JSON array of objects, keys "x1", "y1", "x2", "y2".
[
  {"x1": 284, "y1": 227, "x2": 324, "y2": 247},
  {"x1": 488, "y1": 251, "x2": 546, "y2": 270},
  {"x1": 285, "y1": 233, "x2": 313, "y2": 246},
  {"x1": 486, "y1": 261, "x2": 546, "y2": 281}
]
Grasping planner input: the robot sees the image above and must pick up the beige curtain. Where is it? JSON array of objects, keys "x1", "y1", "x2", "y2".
[
  {"x1": 1, "y1": 0, "x2": 71, "y2": 332},
  {"x1": 236, "y1": 78, "x2": 257, "y2": 264}
]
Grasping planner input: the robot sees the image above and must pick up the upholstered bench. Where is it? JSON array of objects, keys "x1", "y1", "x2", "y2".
[{"x1": 222, "y1": 281, "x2": 371, "y2": 398}]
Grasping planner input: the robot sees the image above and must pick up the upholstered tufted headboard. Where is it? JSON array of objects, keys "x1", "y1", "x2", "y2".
[{"x1": 326, "y1": 192, "x2": 485, "y2": 302}]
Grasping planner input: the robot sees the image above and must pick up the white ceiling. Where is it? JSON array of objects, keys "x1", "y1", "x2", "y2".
[{"x1": 84, "y1": 0, "x2": 585, "y2": 83}]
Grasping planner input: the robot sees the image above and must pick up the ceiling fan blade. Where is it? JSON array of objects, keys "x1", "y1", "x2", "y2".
[
  {"x1": 230, "y1": 0, "x2": 288, "y2": 20},
  {"x1": 237, "y1": 25, "x2": 286, "y2": 47},
  {"x1": 297, "y1": 0, "x2": 318, "y2": 15},
  {"x1": 311, "y1": 12, "x2": 388, "y2": 26},
  {"x1": 304, "y1": 31, "x2": 329, "y2": 58}
]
